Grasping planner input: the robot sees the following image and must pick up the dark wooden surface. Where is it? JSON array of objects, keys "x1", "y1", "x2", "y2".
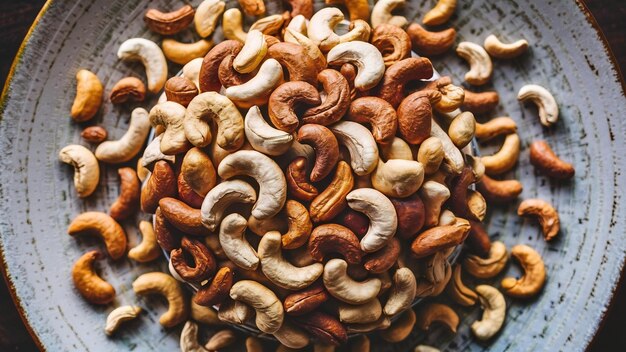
[{"x1": 0, "y1": 0, "x2": 624, "y2": 351}]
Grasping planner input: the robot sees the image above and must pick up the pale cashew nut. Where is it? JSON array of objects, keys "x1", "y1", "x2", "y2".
[
  {"x1": 117, "y1": 38, "x2": 167, "y2": 93},
  {"x1": 484, "y1": 34, "x2": 528, "y2": 59},
  {"x1": 307, "y1": 8, "x2": 344, "y2": 51},
  {"x1": 222, "y1": 8, "x2": 247, "y2": 42},
  {"x1": 480, "y1": 133, "x2": 520, "y2": 175},
  {"x1": 59, "y1": 145, "x2": 100, "y2": 198},
  {"x1": 338, "y1": 20, "x2": 372, "y2": 44},
  {"x1": 517, "y1": 84, "x2": 559, "y2": 127},
  {"x1": 380, "y1": 137, "x2": 412, "y2": 161},
  {"x1": 323, "y1": 258, "x2": 382, "y2": 304},
  {"x1": 467, "y1": 189, "x2": 487, "y2": 221},
  {"x1": 284, "y1": 15, "x2": 308, "y2": 43},
  {"x1": 422, "y1": 0, "x2": 456, "y2": 26},
  {"x1": 105, "y1": 306, "x2": 142, "y2": 336},
  {"x1": 448, "y1": 111, "x2": 476, "y2": 149},
  {"x1": 182, "y1": 58, "x2": 203, "y2": 90},
  {"x1": 371, "y1": 158, "x2": 424, "y2": 198},
  {"x1": 383, "y1": 267, "x2": 417, "y2": 316},
  {"x1": 128, "y1": 220, "x2": 160, "y2": 263},
  {"x1": 184, "y1": 92, "x2": 245, "y2": 151},
  {"x1": 162, "y1": 39, "x2": 213, "y2": 65},
  {"x1": 218, "y1": 298, "x2": 255, "y2": 325},
  {"x1": 471, "y1": 285, "x2": 506, "y2": 341},
  {"x1": 518, "y1": 198, "x2": 560, "y2": 241},
  {"x1": 95, "y1": 107, "x2": 151, "y2": 163},
  {"x1": 371, "y1": 0, "x2": 408, "y2": 28},
  {"x1": 456, "y1": 42, "x2": 493, "y2": 86},
  {"x1": 201, "y1": 180, "x2": 257, "y2": 232},
  {"x1": 224, "y1": 59, "x2": 284, "y2": 108},
  {"x1": 259, "y1": 231, "x2": 324, "y2": 290},
  {"x1": 327, "y1": 41, "x2": 385, "y2": 90},
  {"x1": 273, "y1": 320, "x2": 310, "y2": 349},
  {"x1": 346, "y1": 188, "x2": 397, "y2": 252},
  {"x1": 417, "y1": 137, "x2": 445, "y2": 175},
  {"x1": 234, "y1": 30, "x2": 268, "y2": 74},
  {"x1": 501, "y1": 244, "x2": 546, "y2": 298},
  {"x1": 244, "y1": 105, "x2": 293, "y2": 156},
  {"x1": 230, "y1": 280, "x2": 284, "y2": 333},
  {"x1": 180, "y1": 320, "x2": 205, "y2": 352},
  {"x1": 72, "y1": 251, "x2": 115, "y2": 305},
  {"x1": 431, "y1": 118, "x2": 464, "y2": 174},
  {"x1": 415, "y1": 346, "x2": 440, "y2": 352},
  {"x1": 219, "y1": 213, "x2": 259, "y2": 271},
  {"x1": 328, "y1": 121, "x2": 379, "y2": 175},
  {"x1": 149, "y1": 101, "x2": 190, "y2": 155},
  {"x1": 284, "y1": 28, "x2": 327, "y2": 70},
  {"x1": 338, "y1": 298, "x2": 382, "y2": 324},
  {"x1": 133, "y1": 272, "x2": 189, "y2": 328},
  {"x1": 438, "y1": 209, "x2": 456, "y2": 226},
  {"x1": 249, "y1": 15, "x2": 285, "y2": 35},
  {"x1": 218, "y1": 150, "x2": 286, "y2": 219},
  {"x1": 71, "y1": 69, "x2": 103, "y2": 122},
  {"x1": 464, "y1": 241, "x2": 508, "y2": 279},
  {"x1": 195, "y1": 0, "x2": 225, "y2": 37},
  {"x1": 419, "y1": 181, "x2": 450, "y2": 227},
  {"x1": 141, "y1": 135, "x2": 175, "y2": 170},
  {"x1": 68, "y1": 212, "x2": 127, "y2": 260}
]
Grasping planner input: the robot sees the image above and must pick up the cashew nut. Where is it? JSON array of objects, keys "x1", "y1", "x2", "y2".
[
  {"x1": 219, "y1": 213, "x2": 260, "y2": 270},
  {"x1": 95, "y1": 107, "x2": 151, "y2": 163},
  {"x1": 284, "y1": 28, "x2": 327, "y2": 71},
  {"x1": 250, "y1": 15, "x2": 285, "y2": 35},
  {"x1": 380, "y1": 137, "x2": 412, "y2": 161},
  {"x1": 517, "y1": 84, "x2": 559, "y2": 127},
  {"x1": 529, "y1": 140, "x2": 575, "y2": 180},
  {"x1": 224, "y1": 59, "x2": 284, "y2": 108},
  {"x1": 201, "y1": 180, "x2": 257, "y2": 232},
  {"x1": 448, "y1": 111, "x2": 476, "y2": 149},
  {"x1": 133, "y1": 272, "x2": 189, "y2": 327},
  {"x1": 371, "y1": 0, "x2": 408, "y2": 28},
  {"x1": 323, "y1": 258, "x2": 382, "y2": 304},
  {"x1": 328, "y1": 121, "x2": 379, "y2": 175},
  {"x1": 162, "y1": 39, "x2": 213, "y2": 65},
  {"x1": 445, "y1": 264, "x2": 478, "y2": 306},
  {"x1": 415, "y1": 302, "x2": 459, "y2": 333},
  {"x1": 149, "y1": 101, "x2": 190, "y2": 155},
  {"x1": 218, "y1": 150, "x2": 286, "y2": 219},
  {"x1": 141, "y1": 135, "x2": 176, "y2": 170},
  {"x1": 467, "y1": 189, "x2": 487, "y2": 222},
  {"x1": 471, "y1": 285, "x2": 506, "y2": 340},
  {"x1": 422, "y1": 0, "x2": 456, "y2": 26},
  {"x1": 58, "y1": 145, "x2": 100, "y2": 198},
  {"x1": 105, "y1": 305, "x2": 142, "y2": 336},
  {"x1": 284, "y1": 14, "x2": 308, "y2": 43},
  {"x1": 267, "y1": 42, "x2": 322, "y2": 85},
  {"x1": 462, "y1": 89, "x2": 500, "y2": 114},
  {"x1": 110, "y1": 167, "x2": 140, "y2": 217},
  {"x1": 327, "y1": 41, "x2": 385, "y2": 90},
  {"x1": 72, "y1": 251, "x2": 115, "y2": 305},
  {"x1": 456, "y1": 41, "x2": 493, "y2": 86},
  {"x1": 273, "y1": 320, "x2": 311, "y2": 349},
  {"x1": 71, "y1": 69, "x2": 103, "y2": 122},
  {"x1": 518, "y1": 198, "x2": 560, "y2": 241},
  {"x1": 484, "y1": 34, "x2": 528, "y2": 59},
  {"x1": 307, "y1": 8, "x2": 344, "y2": 51},
  {"x1": 464, "y1": 241, "x2": 508, "y2": 279},
  {"x1": 476, "y1": 174, "x2": 523, "y2": 203},
  {"x1": 297, "y1": 124, "x2": 340, "y2": 182},
  {"x1": 184, "y1": 92, "x2": 245, "y2": 151},
  {"x1": 244, "y1": 105, "x2": 293, "y2": 156},
  {"x1": 338, "y1": 19, "x2": 372, "y2": 43},
  {"x1": 218, "y1": 298, "x2": 254, "y2": 325},
  {"x1": 182, "y1": 58, "x2": 203, "y2": 90},
  {"x1": 230, "y1": 280, "x2": 284, "y2": 333},
  {"x1": 239, "y1": 0, "x2": 266, "y2": 16},
  {"x1": 417, "y1": 137, "x2": 445, "y2": 175},
  {"x1": 501, "y1": 244, "x2": 546, "y2": 298},
  {"x1": 234, "y1": 30, "x2": 268, "y2": 74},
  {"x1": 430, "y1": 118, "x2": 464, "y2": 174},
  {"x1": 411, "y1": 221, "x2": 470, "y2": 258},
  {"x1": 480, "y1": 133, "x2": 520, "y2": 175},
  {"x1": 371, "y1": 158, "x2": 424, "y2": 198},
  {"x1": 371, "y1": 24, "x2": 412, "y2": 67},
  {"x1": 179, "y1": 320, "x2": 205, "y2": 352},
  {"x1": 406, "y1": 23, "x2": 456, "y2": 56},
  {"x1": 474, "y1": 116, "x2": 517, "y2": 141},
  {"x1": 68, "y1": 212, "x2": 127, "y2": 260},
  {"x1": 117, "y1": 38, "x2": 167, "y2": 93},
  {"x1": 339, "y1": 298, "x2": 382, "y2": 324},
  {"x1": 383, "y1": 267, "x2": 417, "y2": 316},
  {"x1": 418, "y1": 181, "x2": 450, "y2": 227},
  {"x1": 346, "y1": 188, "x2": 397, "y2": 252},
  {"x1": 128, "y1": 220, "x2": 160, "y2": 263},
  {"x1": 379, "y1": 308, "x2": 416, "y2": 342},
  {"x1": 195, "y1": 0, "x2": 225, "y2": 38},
  {"x1": 222, "y1": 8, "x2": 247, "y2": 42}
]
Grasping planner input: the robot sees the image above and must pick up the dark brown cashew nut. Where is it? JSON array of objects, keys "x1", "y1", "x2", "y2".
[
  {"x1": 301, "y1": 69, "x2": 351, "y2": 126},
  {"x1": 282, "y1": 200, "x2": 314, "y2": 249},
  {"x1": 448, "y1": 166, "x2": 478, "y2": 220},
  {"x1": 194, "y1": 267, "x2": 234, "y2": 306},
  {"x1": 376, "y1": 57, "x2": 434, "y2": 108},
  {"x1": 286, "y1": 157, "x2": 319, "y2": 201},
  {"x1": 177, "y1": 173, "x2": 205, "y2": 209},
  {"x1": 284, "y1": 0, "x2": 313, "y2": 18},
  {"x1": 159, "y1": 197, "x2": 209, "y2": 236},
  {"x1": 297, "y1": 124, "x2": 340, "y2": 182},
  {"x1": 406, "y1": 23, "x2": 456, "y2": 56},
  {"x1": 337, "y1": 209, "x2": 369, "y2": 238},
  {"x1": 346, "y1": 97, "x2": 397, "y2": 145},
  {"x1": 268, "y1": 81, "x2": 321, "y2": 132},
  {"x1": 199, "y1": 40, "x2": 243, "y2": 92},
  {"x1": 109, "y1": 167, "x2": 140, "y2": 221},
  {"x1": 466, "y1": 220, "x2": 492, "y2": 258},
  {"x1": 154, "y1": 207, "x2": 182, "y2": 252},
  {"x1": 340, "y1": 63, "x2": 358, "y2": 100},
  {"x1": 396, "y1": 90, "x2": 442, "y2": 144},
  {"x1": 218, "y1": 54, "x2": 253, "y2": 88},
  {"x1": 292, "y1": 311, "x2": 347, "y2": 346},
  {"x1": 371, "y1": 24, "x2": 412, "y2": 67},
  {"x1": 389, "y1": 194, "x2": 425, "y2": 240},
  {"x1": 283, "y1": 281, "x2": 329, "y2": 316},
  {"x1": 308, "y1": 224, "x2": 364, "y2": 265},
  {"x1": 462, "y1": 89, "x2": 500, "y2": 114},
  {"x1": 476, "y1": 174, "x2": 523, "y2": 203},
  {"x1": 267, "y1": 42, "x2": 320, "y2": 85},
  {"x1": 363, "y1": 237, "x2": 400, "y2": 273},
  {"x1": 140, "y1": 160, "x2": 177, "y2": 214},
  {"x1": 529, "y1": 140, "x2": 575, "y2": 180},
  {"x1": 170, "y1": 236, "x2": 217, "y2": 283}
]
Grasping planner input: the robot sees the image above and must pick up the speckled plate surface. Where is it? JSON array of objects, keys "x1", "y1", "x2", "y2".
[{"x1": 1, "y1": 0, "x2": 625, "y2": 351}]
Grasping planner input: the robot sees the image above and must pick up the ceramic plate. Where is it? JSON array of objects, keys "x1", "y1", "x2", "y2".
[{"x1": 1, "y1": 0, "x2": 625, "y2": 351}]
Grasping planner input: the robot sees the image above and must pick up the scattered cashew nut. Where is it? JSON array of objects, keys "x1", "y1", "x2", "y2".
[
  {"x1": 456, "y1": 42, "x2": 493, "y2": 86},
  {"x1": 517, "y1": 84, "x2": 559, "y2": 127},
  {"x1": 95, "y1": 107, "x2": 151, "y2": 163},
  {"x1": 518, "y1": 198, "x2": 560, "y2": 241},
  {"x1": 471, "y1": 285, "x2": 506, "y2": 340},
  {"x1": 59, "y1": 145, "x2": 100, "y2": 198},
  {"x1": 105, "y1": 305, "x2": 142, "y2": 336},
  {"x1": 501, "y1": 244, "x2": 546, "y2": 298},
  {"x1": 484, "y1": 34, "x2": 528, "y2": 59},
  {"x1": 117, "y1": 38, "x2": 167, "y2": 93},
  {"x1": 133, "y1": 272, "x2": 189, "y2": 328}
]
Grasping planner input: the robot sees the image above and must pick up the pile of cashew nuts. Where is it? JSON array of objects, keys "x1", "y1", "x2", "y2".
[{"x1": 58, "y1": 0, "x2": 576, "y2": 350}]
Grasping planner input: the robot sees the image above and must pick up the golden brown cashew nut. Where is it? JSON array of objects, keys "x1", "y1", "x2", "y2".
[
  {"x1": 105, "y1": 305, "x2": 142, "y2": 336},
  {"x1": 371, "y1": 158, "x2": 424, "y2": 198},
  {"x1": 379, "y1": 309, "x2": 416, "y2": 342},
  {"x1": 141, "y1": 160, "x2": 177, "y2": 214},
  {"x1": 179, "y1": 320, "x2": 206, "y2": 352},
  {"x1": 377, "y1": 57, "x2": 435, "y2": 109},
  {"x1": 338, "y1": 298, "x2": 382, "y2": 324},
  {"x1": 133, "y1": 272, "x2": 189, "y2": 328},
  {"x1": 68, "y1": 212, "x2": 127, "y2": 260},
  {"x1": 170, "y1": 236, "x2": 217, "y2": 283},
  {"x1": 181, "y1": 147, "x2": 217, "y2": 197},
  {"x1": 81, "y1": 125, "x2": 108, "y2": 143},
  {"x1": 371, "y1": 0, "x2": 408, "y2": 28},
  {"x1": 149, "y1": 101, "x2": 191, "y2": 155},
  {"x1": 480, "y1": 133, "x2": 520, "y2": 175},
  {"x1": 529, "y1": 140, "x2": 575, "y2": 180},
  {"x1": 422, "y1": 0, "x2": 456, "y2": 26},
  {"x1": 347, "y1": 97, "x2": 397, "y2": 145},
  {"x1": 239, "y1": 0, "x2": 266, "y2": 16},
  {"x1": 476, "y1": 174, "x2": 523, "y2": 203},
  {"x1": 245, "y1": 105, "x2": 294, "y2": 156},
  {"x1": 517, "y1": 84, "x2": 559, "y2": 127},
  {"x1": 415, "y1": 303, "x2": 459, "y2": 333},
  {"x1": 329, "y1": 121, "x2": 379, "y2": 176},
  {"x1": 302, "y1": 69, "x2": 351, "y2": 126},
  {"x1": 338, "y1": 20, "x2": 372, "y2": 44},
  {"x1": 71, "y1": 69, "x2": 103, "y2": 122},
  {"x1": 268, "y1": 81, "x2": 321, "y2": 133},
  {"x1": 309, "y1": 161, "x2": 354, "y2": 222},
  {"x1": 58, "y1": 145, "x2": 100, "y2": 198},
  {"x1": 410, "y1": 221, "x2": 470, "y2": 259},
  {"x1": 501, "y1": 244, "x2": 546, "y2": 298},
  {"x1": 445, "y1": 264, "x2": 478, "y2": 306},
  {"x1": 200, "y1": 40, "x2": 243, "y2": 92},
  {"x1": 222, "y1": 8, "x2": 247, "y2": 42},
  {"x1": 484, "y1": 34, "x2": 529, "y2": 59},
  {"x1": 109, "y1": 167, "x2": 140, "y2": 221},
  {"x1": 159, "y1": 197, "x2": 209, "y2": 236},
  {"x1": 162, "y1": 39, "x2": 213, "y2": 65},
  {"x1": 72, "y1": 251, "x2": 115, "y2": 305},
  {"x1": 95, "y1": 107, "x2": 151, "y2": 163},
  {"x1": 201, "y1": 180, "x2": 257, "y2": 232},
  {"x1": 327, "y1": 41, "x2": 385, "y2": 90},
  {"x1": 230, "y1": 280, "x2": 284, "y2": 333},
  {"x1": 323, "y1": 258, "x2": 382, "y2": 304},
  {"x1": 464, "y1": 241, "x2": 508, "y2": 279},
  {"x1": 462, "y1": 89, "x2": 500, "y2": 114},
  {"x1": 474, "y1": 116, "x2": 517, "y2": 141},
  {"x1": 423, "y1": 77, "x2": 464, "y2": 113},
  {"x1": 471, "y1": 285, "x2": 506, "y2": 340},
  {"x1": 250, "y1": 15, "x2": 285, "y2": 35},
  {"x1": 184, "y1": 92, "x2": 245, "y2": 151},
  {"x1": 128, "y1": 220, "x2": 160, "y2": 263},
  {"x1": 370, "y1": 25, "x2": 411, "y2": 69},
  {"x1": 518, "y1": 198, "x2": 560, "y2": 241},
  {"x1": 406, "y1": 23, "x2": 456, "y2": 56},
  {"x1": 117, "y1": 38, "x2": 167, "y2": 93},
  {"x1": 326, "y1": 0, "x2": 369, "y2": 21},
  {"x1": 285, "y1": 0, "x2": 313, "y2": 19},
  {"x1": 297, "y1": 124, "x2": 340, "y2": 182},
  {"x1": 383, "y1": 267, "x2": 417, "y2": 316},
  {"x1": 346, "y1": 188, "x2": 397, "y2": 252},
  {"x1": 225, "y1": 59, "x2": 284, "y2": 109},
  {"x1": 456, "y1": 42, "x2": 493, "y2": 86},
  {"x1": 164, "y1": 76, "x2": 198, "y2": 107},
  {"x1": 396, "y1": 90, "x2": 440, "y2": 144},
  {"x1": 467, "y1": 189, "x2": 487, "y2": 221},
  {"x1": 283, "y1": 28, "x2": 327, "y2": 72},
  {"x1": 194, "y1": 0, "x2": 225, "y2": 37},
  {"x1": 286, "y1": 157, "x2": 319, "y2": 201},
  {"x1": 219, "y1": 213, "x2": 259, "y2": 270},
  {"x1": 380, "y1": 137, "x2": 412, "y2": 161},
  {"x1": 234, "y1": 30, "x2": 268, "y2": 74},
  {"x1": 267, "y1": 42, "x2": 321, "y2": 85}
]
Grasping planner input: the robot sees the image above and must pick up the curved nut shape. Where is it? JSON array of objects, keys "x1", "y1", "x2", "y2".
[
  {"x1": 230, "y1": 280, "x2": 284, "y2": 333},
  {"x1": 283, "y1": 28, "x2": 327, "y2": 72},
  {"x1": 419, "y1": 180, "x2": 450, "y2": 228},
  {"x1": 309, "y1": 160, "x2": 354, "y2": 222},
  {"x1": 165, "y1": 76, "x2": 198, "y2": 107},
  {"x1": 456, "y1": 41, "x2": 492, "y2": 86},
  {"x1": 422, "y1": 0, "x2": 456, "y2": 26},
  {"x1": 170, "y1": 236, "x2": 216, "y2": 283},
  {"x1": 396, "y1": 90, "x2": 439, "y2": 144},
  {"x1": 199, "y1": 40, "x2": 243, "y2": 92},
  {"x1": 128, "y1": 220, "x2": 160, "y2": 263},
  {"x1": 501, "y1": 244, "x2": 546, "y2": 298},
  {"x1": 462, "y1": 89, "x2": 500, "y2": 114},
  {"x1": 285, "y1": 0, "x2": 313, "y2": 18},
  {"x1": 371, "y1": 0, "x2": 408, "y2": 28},
  {"x1": 371, "y1": 24, "x2": 411, "y2": 67},
  {"x1": 406, "y1": 23, "x2": 456, "y2": 56},
  {"x1": 286, "y1": 157, "x2": 319, "y2": 201},
  {"x1": 109, "y1": 167, "x2": 140, "y2": 221},
  {"x1": 249, "y1": 15, "x2": 285, "y2": 35},
  {"x1": 234, "y1": 30, "x2": 268, "y2": 74},
  {"x1": 471, "y1": 285, "x2": 506, "y2": 341},
  {"x1": 239, "y1": 0, "x2": 266, "y2": 16},
  {"x1": 219, "y1": 213, "x2": 259, "y2": 270},
  {"x1": 518, "y1": 198, "x2": 560, "y2": 241},
  {"x1": 293, "y1": 311, "x2": 347, "y2": 346},
  {"x1": 410, "y1": 221, "x2": 470, "y2": 259},
  {"x1": 283, "y1": 282, "x2": 329, "y2": 316},
  {"x1": 346, "y1": 315, "x2": 391, "y2": 333},
  {"x1": 517, "y1": 84, "x2": 559, "y2": 127},
  {"x1": 117, "y1": 38, "x2": 167, "y2": 93},
  {"x1": 218, "y1": 54, "x2": 252, "y2": 88},
  {"x1": 363, "y1": 237, "x2": 400, "y2": 273},
  {"x1": 280, "y1": 200, "x2": 313, "y2": 249},
  {"x1": 95, "y1": 107, "x2": 151, "y2": 163},
  {"x1": 259, "y1": 231, "x2": 324, "y2": 290},
  {"x1": 245, "y1": 105, "x2": 293, "y2": 156},
  {"x1": 297, "y1": 124, "x2": 340, "y2": 182},
  {"x1": 222, "y1": 8, "x2": 247, "y2": 42},
  {"x1": 133, "y1": 272, "x2": 189, "y2": 328},
  {"x1": 179, "y1": 320, "x2": 206, "y2": 352},
  {"x1": 105, "y1": 305, "x2": 142, "y2": 336},
  {"x1": 149, "y1": 101, "x2": 190, "y2": 155},
  {"x1": 338, "y1": 19, "x2": 372, "y2": 43},
  {"x1": 182, "y1": 58, "x2": 203, "y2": 89},
  {"x1": 474, "y1": 116, "x2": 517, "y2": 141},
  {"x1": 347, "y1": 97, "x2": 397, "y2": 145},
  {"x1": 431, "y1": 119, "x2": 464, "y2": 174},
  {"x1": 141, "y1": 160, "x2": 177, "y2": 214},
  {"x1": 194, "y1": 266, "x2": 233, "y2": 307},
  {"x1": 484, "y1": 34, "x2": 528, "y2": 59},
  {"x1": 268, "y1": 81, "x2": 321, "y2": 133},
  {"x1": 184, "y1": 92, "x2": 245, "y2": 151},
  {"x1": 480, "y1": 133, "x2": 520, "y2": 175},
  {"x1": 162, "y1": 39, "x2": 212, "y2": 65},
  {"x1": 529, "y1": 140, "x2": 575, "y2": 180},
  {"x1": 379, "y1": 308, "x2": 416, "y2": 342},
  {"x1": 141, "y1": 135, "x2": 175, "y2": 170},
  {"x1": 218, "y1": 298, "x2": 255, "y2": 325},
  {"x1": 58, "y1": 145, "x2": 100, "y2": 198},
  {"x1": 307, "y1": 8, "x2": 344, "y2": 51},
  {"x1": 273, "y1": 319, "x2": 311, "y2": 349},
  {"x1": 464, "y1": 241, "x2": 508, "y2": 279},
  {"x1": 267, "y1": 42, "x2": 321, "y2": 85},
  {"x1": 338, "y1": 298, "x2": 382, "y2": 324},
  {"x1": 68, "y1": 212, "x2": 127, "y2": 260},
  {"x1": 195, "y1": 0, "x2": 225, "y2": 37},
  {"x1": 383, "y1": 267, "x2": 417, "y2": 316},
  {"x1": 72, "y1": 251, "x2": 115, "y2": 304},
  {"x1": 308, "y1": 223, "x2": 363, "y2": 265},
  {"x1": 225, "y1": 58, "x2": 284, "y2": 108},
  {"x1": 218, "y1": 150, "x2": 286, "y2": 219},
  {"x1": 201, "y1": 180, "x2": 257, "y2": 232},
  {"x1": 371, "y1": 158, "x2": 424, "y2": 198},
  {"x1": 346, "y1": 188, "x2": 397, "y2": 252},
  {"x1": 71, "y1": 69, "x2": 103, "y2": 122},
  {"x1": 329, "y1": 121, "x2": 379, "y2": 176},
  {"x1": 323, "y1": 258, "x2": 382, "y2": 304},
  {"x1": 418, "y1": 137, "x2": 445, "y2": 175},
  {"x1": 327, "y1": 41, "x2": 385, "y2": 90},
  {"x1": 446, "y1": 264, "x2": 478, "y2": 306},
  {"x1": 302, "y1": 69, "x2": 351, "y2": 126},
  {"x1": 415, "y1": 303, "x2": 459, "y2": 333}
]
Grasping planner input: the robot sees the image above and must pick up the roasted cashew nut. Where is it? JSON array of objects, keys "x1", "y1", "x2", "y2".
[
  {"x1": 448, "y1": 111, "x2": 476, "y2": 149},
  {"x1": 184, "y1": 92, "x2": 245, "y2": 151},
  {"x1": 284, "y1": 14, "x2": 309, "y2": 43},
  {"x1": 268, "y1": 81, "x2": 321, "y2": 133},
  {"x1": 474, "y1": 116, "x2": 517, "y2": 141},
  {"x1": 149, "y1": 101, "x2": 191, "y2": 155},
  {"x1": 128, "y1": 220, "x2": 160, "y2": 263},
  {"x1": 105, "y1": 305, "x2": 142, "y2": 336},
  {"x1": 328, "y1": 121, "x2": 379, "y2": 176},
  {"x1": 371, "y1": 0, "x2": 408, "y2": 28},
  {"x1": 95, "y1": 107, "x2": 151, "y2": 163},
  {"x1": 327, "y1": 41, "x2": 385, "y2": 91},
  {"x1": 529, "y1": 140, "x2": 575, "y2": 180},
  {"x1": 517, "y1": 84, "x2": 559, "y2": 127},
  {"x1": 297, "y1": 124, "x2": 340, "y2": 182},
  {"x1": 273, "y1": 319, "x2": 311, "y2": 349},
  {"x1": 249, "y1": 15, "x2": 285, "y2": 35},
  {"x1": 501, "y1": 244, "x2": 546, "y2": 298},
  {"x1": 71, "y1": 69, "x2": 103, "y2": 122},
  {"x1": 195, "y1": 0, "x2": 225, "y2": 38},
  {"x1": 379, "y1": 308, "x2": 416, "y2": 342},
  {"x1": 456, "y1": 41, "x2": 493, "y2": 86},
  {"x1": 406, "y1": 23, "x2": 456, "y2": 56},
  {"x1": 323, "y1": 258, "x2": 382, "y2": 304},
  {"x1": 308, "y1": 223, "x2": 364, "y2": 264},
  {"x1": 371, "y1": 24, "x2": 412, "y2": 67},
  {"x1": 225, "y1": 59, "x2": 284, "y2": 108},
  {"x1": 338, "y1": 298, "x2": 382, "y2": 324},
  {"x1": 517, "y1": 198, "x2": 560, "y2": 241},
  {"x1": 371, "y1": 158, "x2": 424, "y2": 198},
  {"x1": 480, "y1": 133, "x2": 520, "y2": 175},
  {"x1": 445, "y1": 264, "x2": 478, "y2": 306},
  {"x1": 133, "y1": 272, "x2": 189, "y2": 328},
  {"x1": 346, "y1": 97, "x2": 397, "y2": 145},
  {"x1": 117, "y1": 38, "x2": 167, "y2": 93},
  {"x1": 141, "y1": 135, "x2": 175, "y2": 170},
  {"x1": 230, "y1": 280, "x2": 284, "y2": 333},
  {"x1": 234, "y1": 30, "x2": 268, "y2": 74},
  {"x1": 422, "y1": 0, "x2": 456, "y2": 26},
  {"x1": 222, "y1": 8, "x2": 247, "y2": 42},
  {"x1": 383, "y1": 267, "x2": 417, "y2": 316},
  {"x1": 346, "y1": 188, "x2": 397, "y2": 252},
  {"x1": 415, "y1": 302, "x2": 459, "y2": 333},
  {"x1": 201, "y1": 180, "x2": 257, "y2": 232},
  {"x1": 72, "y1": 251, "x2": 115, "y2": 305},
  {"x1": 471, "y1": 285, "x2": 506, "y2": 340},
  {"x1": 267, "y1": 42, "x2": 320, "y2": 85},
  {"x1": 162, "y1": 39, "x2": 213, "y2": 65},
  {"x1": 338, "y1": 19, "x2": 372, "y2": 44},
  {"x1": 218, "y1": 150, "x2": 286, "y2": 219},
  {"x1": 68, "y1": 212, "x2": 127, "y2": 260},
  {"x1": 59, "y1": 145, "x2": 100, "y2": 198},
  {"x1": 284, "y1": 28, "x2": 327, "y2": 71},
  {"x1": 219, "y1": 213, "x2": 259, "y2": 270},
  {"x1": 245, "y1": 105, "x2": 293, "y2": 156},
  {"x1": 464, "y1": 241, "x2": 508, "y2": 279},
  {"x1": 302, "y1": 69, "x2": 351, "y2": 126},
  {"x1": 484, "y1": 34, "x2": 528, "y2": 59}
]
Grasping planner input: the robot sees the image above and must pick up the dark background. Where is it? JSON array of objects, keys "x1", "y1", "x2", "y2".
[{"x1": 1, "y1": 0, "x2": 624, "y2": 351}]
